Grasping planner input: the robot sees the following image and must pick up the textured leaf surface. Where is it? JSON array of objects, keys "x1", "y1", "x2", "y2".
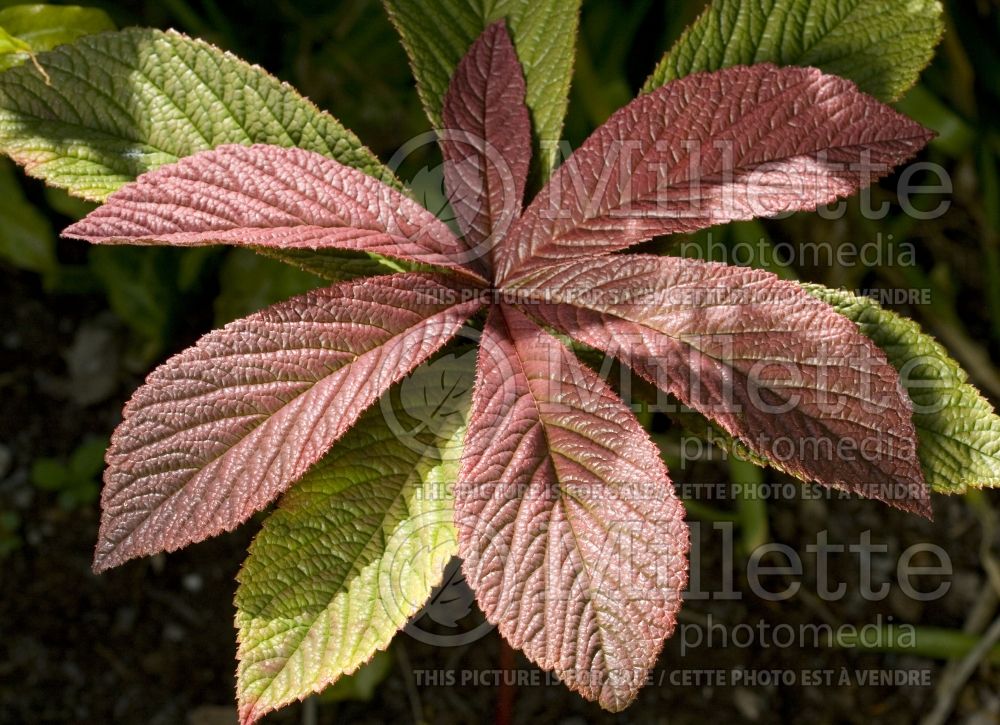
[
  {"x1": 94, "y1": 273, "x2": 482, "y2": 571},
  {"x1": 383, "y1": 0, "x2": 579, "y2": 176},
  {"x1": 497, "y1": 64, "x2": 932, "y2": 283},
  {"x1": 0, "y1": 4, "x2": 115, "y2": 71},
  {"x1": 644, "y1": 0, "x2": 943, "y2": 102},
  {"x1": 513, "y1": 256, "x2": 930, "y2": 515},
  {"x1": 236, "y1": 354, "x2": 474, "y2": 724},
  {"x1": 64, "y1": 144, "x2": 484, "y2": 279},
  {"x1": 805, "y1": 284, "x2": 1000, "y2": 493},
  {"x1": 0, "y1": 28, "x2": 392, "y2": 198},
  {"x1": 456, "y1": 305, "x2": 688, "y2": 710},
  {"x1": 440, "y1": 20, "x2": 530, "y2": 276},
  {"x1": 0, "y1": 27, "x2": 404, "y2": 279}
]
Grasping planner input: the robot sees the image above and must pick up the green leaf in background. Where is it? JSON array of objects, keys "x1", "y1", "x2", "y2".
[
  {"x1": 317, "y1": 650, "x2": 394, "y2": 703},
  {"x1": 384, "y1": 0, "x2": 580, "y2": 176},
  {"x1": 0, "y1": 28, "x2": 404, "y2": 280},
  {"x1": 88, "y1": 246, "x2": 219, "y2": 363},
  {"x1": 43, "y1": 185, "x2": 96, "y2": 220},
  {"x1": 0, "y1": 4, "x2": 115, "y2": 71},
  {"x1": 89, "y1": 247, "x2": 178, "y2": 360},
  {"x1": 252, "y1": 247, "x2": 424, "y2": 288},
  {"x1": 0, "y1": 26, "x2": 32, "y2": 64},
  {"x1": 571, "y1": 0, "x2": 654, "y2": 127},
  {"x1": 0, "y1": 510, "x2": 21, "y2": 559},
  {"x1": 0, "y1": 156, "x2": 53, "y2": 274},
  {"x1": 643, "y1": 0, "x2": 944, "y2": 102},
  {"x1": 235, "y1": 351, "x2": 474, "y2": 723},
  {"x1": 804, "y1": 284, "x2": 1000, "y2": 493},
  {"x1": 30, "y1": 436, "x2": 106, "y2": 510},
  {"x1": 214, "y1": 249, "x2": 326, "y2": 325},
  {"x1": 67, "y1": 436, "x2": 107, "y2": 480}
]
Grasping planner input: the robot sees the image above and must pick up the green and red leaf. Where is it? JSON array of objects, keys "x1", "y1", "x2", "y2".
[
  {"x1": 236, "y1": 354, "x2": 474, "y2": 724},
  {"x1": 8, "y1": 9, "x2": 959, "y2": 720}
]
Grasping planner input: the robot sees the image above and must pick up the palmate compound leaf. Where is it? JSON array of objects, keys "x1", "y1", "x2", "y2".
[
  {"x1": 456, "y1": 305, "x2": 688, "y2": 711},
  {"x1": 0, "y1": 27, "x2": 406, "y2": 279},
  {"x1": 495, "y1": 63, "x2": 933, "y2": 284},
  {"x1": 511, "y1": 256, "x2": 930, "y2": 516},
  {"x1": 383, "y1": 0, "x2": 579, "y2": 177},
  {"x1": 236, "y1": 351, "x2": 475, "y2": 724},
  {"x1": 91, "y1": 272, "x2": 483, "y2": 572},
  {"x1": 23, "y1": 15, "x2": 943, "y2": 720},
  {"x1": 643, "y1": 0, "x2": 943, "y2": 103},
  {"x1": 440, "y1": 20, "x2": 531, "y2": 277},
  {"x1": 803, "y1": 285, "x2": 1000, "y2": 493},
  {"x1": 63, "y1": 144, "x2": 486, "y2": 280}
]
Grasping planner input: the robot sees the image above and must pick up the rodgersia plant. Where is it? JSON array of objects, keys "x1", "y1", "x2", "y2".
[{"x1": 3, "y1": 0, "x2": 999, "y2": 721}]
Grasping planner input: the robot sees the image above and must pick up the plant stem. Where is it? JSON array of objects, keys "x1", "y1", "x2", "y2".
[
  {"x1": 680, "y1": 498, "x2": 738, "y2": 523},
  {"x1": 834, "y1": 624, "x2": 1000, "y2": 664},
  {"x1": 729, "y1": 456, "x2": 768, "y2": 556}
]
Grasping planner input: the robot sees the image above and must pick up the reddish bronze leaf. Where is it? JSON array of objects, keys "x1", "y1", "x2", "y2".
[
  {"x1": 512, "y1": 256, "x2": 930, "y2": 516},
  {"x1": 495, "y1": 64, "x2": 932, "y2": 284},
  {"x1": 440, "y1": 19, "x2": 531, "y2": 276},
  {"x1": 64, "y1": 144, "x2": 485, "y2": 280},
  {"x1": 456, "y1": 305, "x2": 688, "y2": 710},
  {"x1": 93, "y1": 272, "x2": 482, "y2": 571}
]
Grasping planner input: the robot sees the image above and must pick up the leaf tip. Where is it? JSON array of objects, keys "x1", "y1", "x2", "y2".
[
  {"x1": 90, "y1": 546, "x2": 115, "y2": 574},
  {"x1": 237, "y1": 702, "x2": 262, "y2": 725},
  {"x1": 912, "y1": 494, "x2": 934, "y2": 521},
  {"x1": 61, "y1": 219, "x2": 93, "y2": 242},
  {"x1": 483, "y1": 17, "x2": 511, "y2": 37}
]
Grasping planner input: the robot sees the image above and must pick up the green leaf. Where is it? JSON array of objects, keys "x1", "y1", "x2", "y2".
[
  {"x1": 244, "y1": 248, "x2": 423, "y2": 287},
  {"x1": 68, "y1": 437, "x2": 108, "y2": 480},
  {"x1": 0, "y1": 4, "x2": 115, "y2": 71},
  {"x1": 214, "y1": 249, "x2": 326, "y2": 325},
  {"x1": 235, "y1": 350, "x2": 475, "y2": 724},
  {"x1": 0, "y1": 27, "x2": 404, "y2": 279},
  {"x1": 0, "y1": 510, "x2": 21, "y2": 559},
  {"x1": 803, "y1": 285, "x2": 1000, "y2": 493},
  {"x1": 89, "y1": 246, "x2": 178, "y2": 358},
  {"x1": 0, "y1": 27, "x2": 391, "y2": 198},
  {"x1": 383, "y1": 0, "x2": 580, "y2": 176},
  {"x1": 643, "y1": 0, "x2": 943, "y2": 102},
  {"x1": 0, "y1": 26, "x2": 31, "y2": 63},
  {"x1": 317, "y1": 650, "x2": 394, "y2": 703},
  {"x1": 31, "y1": 458, "x2": 70, "y2": 490},
  {"x1": 0, "y1": 157, "x2": 54, "y2": 274},
  {"x1": 44, "y1": 185, "x2": 96, "y2": 220}
]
